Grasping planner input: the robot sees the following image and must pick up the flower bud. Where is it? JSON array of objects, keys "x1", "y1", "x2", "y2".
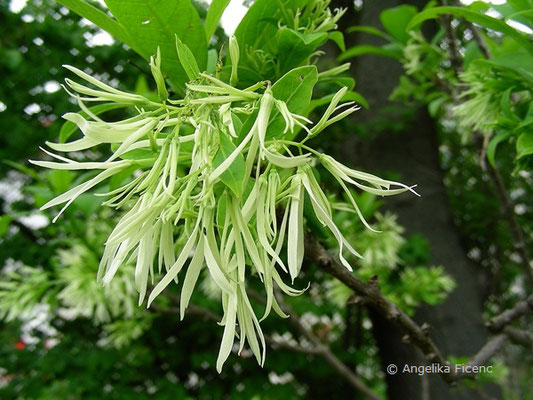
[
  {"x1": 229, "y1": 35, "x2": 239, "y2": 86},
  {"x1": 150, "y1": 47, "x2": 169, "y2": 101}
]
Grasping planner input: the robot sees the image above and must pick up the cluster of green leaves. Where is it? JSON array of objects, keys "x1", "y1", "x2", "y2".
[
  {"x1": 339, "y1": 2, "x2": 533, "y2": 397},
  {"x1": 341, "y1": 2, "x2": 533, "y2": 169},
  {"x1": 57, "y1": 0, "x2": 346, "y2": 91}
]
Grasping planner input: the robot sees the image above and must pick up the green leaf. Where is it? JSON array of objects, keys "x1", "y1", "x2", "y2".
[
  {"x1": 104, "y1": 0, "x2": 207, "y2": 93},
  {"x1": 175, "y1": 36, "x2": 200, "y2": 81},
  {"x1": 47, "y1": 170, "x2": 74, "y2": 194},
  {"x1": 234, "y1": 0, "x2": 303, "y2": 68},
  {"x1": 213, "y1": 133, "x2": 246, "y2": 198},
  {"x1": 493, "y1": 0, "x2": 533, "y2": 26},
  {"x1": 517, "y1": 131, "x2": 533, "y2": 158},
  {"x1": 487, "y1": 130, "x2": 513, "y2": 167},
  {"x1": 508, "y1": 0, "x2": 533, "y2": 12},
  {"x1": 108, "y1": 166, "x2": 139, "y2": 191},
  {"x1": 346, "y1": 25, "x2": 391, "y2": 41},
  {"x1": 56, "y1": 0, "x2": 135, "y2": 50},
  {"x1": 59, "y1": 103, "x2": 126, "y2": 143},
  {"x1": 328, "y1": 31, "x2": 346, "y2": 52},
  {"x1": 205, "y1": 0, "x2": 231, "y2": 41},
  {"x1": 427, "y1": 95, "x2": 447, "y2": 117},
  {"x1": 463, "y1": 41, "x2": 484, "y2": 68},
  {"x1": 0, "y1": 215, "x2": 13, "y2": 237},
  {"x1": 517, "y1": 116, "x2": 533, "y2": 131},
  {"x1": 276, "y1": 28, "x2": 327, "y2": 74},
  {"x1": 478, "y1": 52, "x2": 533, "y2": 86},
  {"x1": 267, "y1": 65, "x2": 318, "y2": 140},
  {"x1": 25, "y1": 186, "x2": 54, "y2": 208},
  {"x1": 380, "y1": 5, "x2": 418, "y2": 44},
  {"x1": 234, "y1": 0, "x2": 281, "y2": 54},
  {"x1": 338, "y1": 44, "x2": 402, "y2": 62},
  {"x1": 206, "y1": 49, "x2": 218, "y2": 74},
  {"x1": 407, "y1": 6, "x2": 533, "y2": 56},
  {"x1": 500, "y1": 87, "x2": 515, "y2": 120}
]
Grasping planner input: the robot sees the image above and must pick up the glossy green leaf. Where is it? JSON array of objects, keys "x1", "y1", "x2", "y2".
[
  {"x1": 110, "y1": 143, "x2": 154, "y2": 162},
  {"x1": 478, "y1": 53, "x2": 533, "y2": 86},
  {"x1": 276, "y1": 28, "x2": 327, "y2": 74},
  {"x1": 234, "y1": 0, "x2": 281, "y2": 54},
  {"x1": 317, "y1": 76, "x2": 356, "y2": 90},
  {"x1": 0, "y1": 215, "x2": 13, "y2": 237},
  {"x1": 328, "y1": 31, "x2": 345, "y2": 52},
  {"x1": 380, "y1": 5, "x2": 418, "y2": 44},
  {"x1": 346, "y1": 25, "x2": 391, "y2": 41},
  {"x1": 234, "y1": 0, "x2": 304, "y2": 71},
  {"x1": 206, "y1": 48, "x2": 218, "y2": 74},
  {"x1": 213, "y1": 132, "x2": 246, "y2": 198},
  {"x1": 56, "y1": 0, "x2": 135, "y2": 50},
  {"x1": 104, "y1": 0, "x2": 207, "y2": 93},
  {"x1": 517, "y1": 131, "x2": 533, "y2": 158},
  {"x1": 339, "y1": 44, "x2": 402, "y2": 62},
  {"x1": 487, "y1": 130, "x2": 513, "y2": 167},
  {"x1": 219, "y1": 65, "x2": 264, "y2": 89},
  {"x1": 427, "y1": 95, "x2": 447, "y2": 117},
  {"x1": 175, "y1": 36, "x2": 200, "y2": 81},
  {"x1": 205, "y1": 0, "x2": 231, "y2": 41},
  {"x1": 267, "y1": 65, "x2": 318, "y2": 140}
]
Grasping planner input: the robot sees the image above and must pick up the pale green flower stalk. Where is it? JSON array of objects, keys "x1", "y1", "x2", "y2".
[
  {"x1": 229, "y1": 35, "x2": 239, "y2": 87},
  {"x1": 31, "y1": 39, "x2": 418, "y2": 372}
]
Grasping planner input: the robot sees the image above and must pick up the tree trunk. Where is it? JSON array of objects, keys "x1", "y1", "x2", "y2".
[{"x1": 331, "y1": 1, "x2": 502, "y2": 399}]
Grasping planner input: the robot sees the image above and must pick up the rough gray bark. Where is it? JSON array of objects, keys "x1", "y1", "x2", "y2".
[{"x1": 331, "y1": 1, "x2": 502, "y2": 399}]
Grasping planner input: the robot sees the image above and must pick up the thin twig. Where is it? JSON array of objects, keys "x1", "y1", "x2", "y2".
[
  {"x1": 272, "y1": 288, "x2": 383, "y2": 400},
  {"x1": 486, "y1": 294, "x2": 533, "y2": 332},
  {"x1": 304, "y1": 233, "x2": 457, "y2": 383},
  {"x1": 306, "y1": 232, "x2": 533, "y2": 384},
  {"x1": 153, "y1": 288, "x2": 382, "y2": 400},
  {"x1": 503, "y1": 326, "x2": 533, "y2": 349},
  {"x1": 484, "y1": 164, "x2": 533, "y2": 287},
  {"x1": 466, "y1": 334, "x2": 507, "y2": 370}
]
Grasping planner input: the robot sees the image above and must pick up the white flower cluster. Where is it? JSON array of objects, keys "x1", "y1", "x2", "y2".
[{"x1": 31, "y1": 41, "x2": 417, "y2": 371}]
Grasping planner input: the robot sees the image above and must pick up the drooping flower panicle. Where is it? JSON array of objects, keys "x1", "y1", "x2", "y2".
[{"x1": 31, "y1": 39, "x2": 418, "y2": 371}]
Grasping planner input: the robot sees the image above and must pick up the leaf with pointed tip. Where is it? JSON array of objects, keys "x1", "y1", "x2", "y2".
[
  {"x1": 205, "y1": 0, "x2": 231, "y2": 41},
  {"x1": 213, "y1": 132, "x2": 247, "y2": 198},
  {"x1": 176, "y1": 36, "x2": 200, "y2": 81},
  {"x1": 56, "y1": 0, "x2": 135, "y2": 49},
  {"x1": 267, "y1": 65, "x2": 318, "y2": 140},
  {"x1": 380, "y1": 5, "x2": 418, "y2": 44},
  {"x1": 517, "y1": 131, "x2": 533, "y2": 159}
]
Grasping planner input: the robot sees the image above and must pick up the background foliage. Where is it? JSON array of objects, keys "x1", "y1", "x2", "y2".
[{"x1": 0, "y1": 0, "x2": 531, "y2": 399}]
